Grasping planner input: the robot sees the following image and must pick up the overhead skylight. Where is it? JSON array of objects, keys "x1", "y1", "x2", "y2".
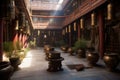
[{"x1": 30, "y1": 0, "x2": 69, "y2": 11}]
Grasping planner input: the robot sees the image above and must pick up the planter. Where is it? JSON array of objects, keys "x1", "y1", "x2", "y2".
[
  {"x1": 0, "y1": 61, "x2": 13, "y2": 80},
  {"x1": 76, "y1": 49, "x2": 86, "y2": 58},
  {"x1": 86, "y1": 52, "x2": 99, "y2": 66},
  {"x1": 68, "y1": 47, "x2": 74, "y2": 56},
  {"x1": 60, "y1": 45, "x2": 68, "y2": 53},
  {"x1": 44, "y1": 45, "x2": 50, "y2": 52},
  {"x1": 103, "y1": 54, "x2": 119, "y2": 71},
  {"x1": 45, "y1": 47, "x2": 54, "y2": 60},
  {"x1": 10, "y1": 57, "x2": 21, "y2": 70}
]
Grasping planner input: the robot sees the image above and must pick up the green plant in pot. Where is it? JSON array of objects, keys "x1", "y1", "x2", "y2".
[
  {"x1": 3, "y1": 41, "x2": 21, "y2": 70},
  {"x1": 74, "y1": 39, "x2": 87, "y2": 58},
  {"x1": 3, "y1": 42, "x2": 14, "y2": 58},
  {"x1": 14, "y1": 41, "x2": 25, "y2": 61}
]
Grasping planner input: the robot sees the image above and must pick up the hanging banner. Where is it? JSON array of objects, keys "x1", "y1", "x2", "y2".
[
  {"x1": 80, "y1": 18, "x2": 83, "y2": 29},
  {"x1": 107, "y1": 3, "x2": 112, "y2": 20},
  {"x1": 74, "y1": 22, "x2": 76, "y2": 31},
  {"x1": 38, "y1": 30, "x2": 40, "y2": 36},
  {"x1": 91, "y1": 13, "x2": 95, "y2": 26}
]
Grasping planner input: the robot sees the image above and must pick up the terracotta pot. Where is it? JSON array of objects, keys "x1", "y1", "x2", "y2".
[
  {"x1": 0, "y1": 61, "x2": 13, "y2": 80},
  {"x1": 103, "y1": 54, "x2": 119, "y2": 71},
  {"x1": 86, "y1": 52, "x2": 99, "y2": 66},
  {"x1": 76, "y1": 49, "x2": 86, "y2": 58}
]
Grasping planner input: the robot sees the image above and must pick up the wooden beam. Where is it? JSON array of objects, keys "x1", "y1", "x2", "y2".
[{"x1": 31, "y1": 15, "x2": 67, "y2": 18}]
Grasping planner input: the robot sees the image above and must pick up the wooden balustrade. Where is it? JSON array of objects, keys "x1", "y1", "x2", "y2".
[{"x1": 63, "y1": 0, "x2": 107, "y2": 26}]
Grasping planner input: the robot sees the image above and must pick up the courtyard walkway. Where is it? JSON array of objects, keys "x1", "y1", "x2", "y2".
[{"x1": 11, "y1": 48, "x2": 120, "y2": 80}]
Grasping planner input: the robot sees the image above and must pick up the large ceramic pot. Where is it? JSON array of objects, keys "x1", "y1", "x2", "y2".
[
  {"x1": 0, "y1": 61, "x2": 13, "y2": 80},
  {"x1": 60, "y1": 45, "x2": 68, "y2": 53},
  {"x1": 103, "y1": 54, "x2": 119, "y2": 71},
  {"x1": 67, "y1": 47, "x2": 74, "y2": 56},
  {"x1": 76, "y1": 49, "x2": 86, "y2": 58},
  {"x1": 10, "y1": 57, "x2": 21, "y2": 70},
  {"x1": 44, "y1": 45, "x2": 50, "y2": 53},
  {"x1": 45, "y1": 47, "x2": 54, "y2": 60},
  {"x1": 86, "y1": 52, "x2": 99, "y2": 66}
]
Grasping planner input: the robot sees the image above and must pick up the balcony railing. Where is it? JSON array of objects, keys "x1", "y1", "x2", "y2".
[{"x1": 63, "y1": 0, "x2": 107, "y2": 26}]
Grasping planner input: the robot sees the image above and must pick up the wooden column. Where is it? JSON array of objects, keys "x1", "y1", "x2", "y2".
[
  {"x1": 0, "y1": 19, "x2": 4, "y2": 61},
  {"x1": 68, "y1": 25, "x2": 71, "y2": 47},
  {"x1": 77, "y1": 22, "x2": 80, "y2": 40},
  {"x1": 98, "y1": 10, "x2": 104, "y2": 58},
  {"x1": 69, "y1": 33, "x2": 71, "y2": 47}
]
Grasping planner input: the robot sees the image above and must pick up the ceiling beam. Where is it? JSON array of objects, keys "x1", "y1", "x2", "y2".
[{"x1": 31, "y1": 15, "x2": 67, "y2": 18}]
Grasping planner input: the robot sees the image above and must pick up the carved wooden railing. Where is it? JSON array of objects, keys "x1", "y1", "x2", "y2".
[{"x1": 63, "y1": 0, "x2": 107, "y2": 26}]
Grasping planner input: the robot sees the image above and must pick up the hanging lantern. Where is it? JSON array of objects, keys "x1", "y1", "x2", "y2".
[
  {"x1": 80, "y1": 18, "x2": 83, "y2": 29},
  {"x1": 38, "y1": 30, "x2": 40, "y2": 36},
  {"x1": 8, "y1": 0, "x2": 15, "y2": 19},
  {"x1": 20, "y1": 28, "x2": 23, "y2": 32},
  {"x1": 107, "y1": 3, "x2": 112, "y2": 20},
  {"x1": 91, "y1": 13, "x2": 95, "y2": 26},
  {"x1": 22, "y1": 13, "x2": 26, "y2": 27},
  {"x1": 69, "y1": 25, "x2": 71, "y2": 32},
  {"x1": 19, "y1": 12, "x2": 26, "y2": 27},
  {"x1": 25, "y1": 20, "x2": 29, "y2": 27},
  {"x1": 15, "y1": 20, "x2": 19, "y2": 30},
  {"x1": 27, "y1": 28, "x2": 31, "y2": 35},
  {"x1": 74, "y1": 22, "x2": 76, "y2": 31}
]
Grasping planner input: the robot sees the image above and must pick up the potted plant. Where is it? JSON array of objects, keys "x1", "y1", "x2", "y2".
[
  {"x1": 74, "y1": 39, "x2": 88, "y2": 58},
  {"x1": 3, "y1": 41, "x2": 21, "y2": 70}
]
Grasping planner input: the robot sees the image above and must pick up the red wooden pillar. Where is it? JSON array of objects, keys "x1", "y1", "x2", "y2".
[
  {"x1": 98, "y1": 10, "x2": 104, "y2": 58},
  {"x1": 0, "y1": 19, "x2": 4, "y2": 61}
]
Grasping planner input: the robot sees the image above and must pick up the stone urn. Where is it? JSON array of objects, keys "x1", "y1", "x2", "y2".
[
  {"x1": 86, "y1": 51, "x2": 99, "y2": 66},
  {"x1": 76, "y1": 49, "x2": 86, "y2": 58},
  {"x1": 0, "y1": 61, "x2": 13, "y2": 80},
  {"x1": 103, "y1": 54, "x2": 119, "y2": 71}
]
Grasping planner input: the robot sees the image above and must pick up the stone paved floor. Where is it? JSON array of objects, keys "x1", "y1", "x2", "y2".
[{"x1": 11, "y1": 48, "x2": 120, "y2": 80}]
